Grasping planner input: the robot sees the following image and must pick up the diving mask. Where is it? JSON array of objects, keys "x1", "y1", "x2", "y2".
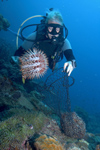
[{"x1": 46, "y1": 24, "x2": 63, "y2": 36}]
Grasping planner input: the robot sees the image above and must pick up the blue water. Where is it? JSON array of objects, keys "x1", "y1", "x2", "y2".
[{"x1": 0, "y1": 0, "x2": 100, "y2": 114}]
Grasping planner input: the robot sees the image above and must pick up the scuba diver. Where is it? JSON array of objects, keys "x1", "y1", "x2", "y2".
[{"x1": 11, "y1": 8, "x2": 76, "y2": 76}]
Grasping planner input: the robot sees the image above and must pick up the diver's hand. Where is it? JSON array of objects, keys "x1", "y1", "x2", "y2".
[
  {"x1": 10, "y1": 56, "x2": 19, "y2": 65},
  {"x1": 63, "y1": 61, "x2": 73, "y2": 76}
]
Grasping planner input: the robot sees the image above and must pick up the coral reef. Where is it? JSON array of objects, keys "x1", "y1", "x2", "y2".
[
  {"x1": 0, "y1": 38, "x2": 100, "y2": 150},
  {"x1": 66, "y1": 143, "x2": 81, "y2": 150},
  {"x1": 27, "y1": 134, "x2": 65, "y2": 150},
  {"x1": 85, "y1": 133, "x2": 100, "y2": 150},
  {"x1": 0, "y1": 72, "x2": 53, "y2": 122},
  {"x1": 39, "y1": 117, "x2": 89, "y2": 150},
  {"x1": 60, "y1": 112, "x2": 86, "y2": 139},
  {"x1": 0, "y1": 111, "x2": 47, "y2": 149},
  {"x1": 0, "y1": 74, "x2": 24, "y2": 119},
  {"x1": 0, "y1": 38, "x2": 16, "y2": 62},
  {"x1": 0, "y1": 14, "x2": 10, "y2": 31},
  {"x1": 76, "y1": 139, "x2": 89, "y2": 150},
  {"x1": 40, "y1": 118, "x2": 66, "y2": 142},
  {"x1": 30, "y1": 90, "x2": 53, "y2": 115}
]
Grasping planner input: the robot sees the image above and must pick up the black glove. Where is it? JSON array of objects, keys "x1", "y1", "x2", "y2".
[{"x1": 14, "y1": 46, "x2": 27, "y2": 56}]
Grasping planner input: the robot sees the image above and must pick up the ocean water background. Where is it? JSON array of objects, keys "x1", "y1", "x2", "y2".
[{"x1": 0, "y1": 0, "x2": 100, "y2": 114}]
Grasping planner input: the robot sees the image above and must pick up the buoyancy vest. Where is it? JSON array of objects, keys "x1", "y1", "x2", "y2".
[{"x1": 33, "y1": 23, "x2": 65, "y2": 70}]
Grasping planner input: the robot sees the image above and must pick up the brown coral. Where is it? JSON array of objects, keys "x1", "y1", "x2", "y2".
[{"x1": 33, "y1": 134, "x2": 65, "y2": 150}]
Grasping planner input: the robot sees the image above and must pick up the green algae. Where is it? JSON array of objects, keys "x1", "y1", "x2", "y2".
[{"x1": 0, "y1": 109, "x2": 47, "y2": 149}]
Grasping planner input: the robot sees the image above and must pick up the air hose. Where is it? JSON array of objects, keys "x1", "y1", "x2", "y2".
[{"x1": 16, "y1": 15, "x2": 43, "y2": 49}]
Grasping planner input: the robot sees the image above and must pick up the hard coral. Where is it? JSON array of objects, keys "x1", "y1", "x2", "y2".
[{"x1": 33, "y1": 134, "x2": 65, "y2": 150}]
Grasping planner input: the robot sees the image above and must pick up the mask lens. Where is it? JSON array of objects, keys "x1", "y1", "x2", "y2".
[
  {"x1": 56, "y1": 27, "x2": 60, "y2": 33},
  {"x1": 48, "y1": 26, "x2": 53, "y2": 33}
]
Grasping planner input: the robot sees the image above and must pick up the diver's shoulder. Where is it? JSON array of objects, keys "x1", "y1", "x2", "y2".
[
  {"x1": 64, "y1": 38, "x2": 70, "y2": 44},
  {"x1": 62, "y1": 38, "x2": 72, "y2": 50},
  {"x1": 27, "y1": 31, "x2": 37, "y2": 40}
]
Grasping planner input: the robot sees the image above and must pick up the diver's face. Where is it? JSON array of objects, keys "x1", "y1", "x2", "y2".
[{"x1": 46, "y1": 20, "x2": 62, "y2": 40}]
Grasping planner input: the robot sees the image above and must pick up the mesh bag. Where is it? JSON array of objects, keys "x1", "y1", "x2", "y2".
[
  {"x1": 42, "y1": 67, "x2": 86, "y2": 139},
  {"x1": 42, "y1": 67, "x2": 75, "y2": 115}
]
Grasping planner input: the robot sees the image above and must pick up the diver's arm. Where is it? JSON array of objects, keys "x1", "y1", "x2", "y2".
[
  {"x1": 14, "y1": 46, "x2": 26, "y2": 56},
  {"x1": 11, "y1": 32, "x2": 37, "y2": 64},
  {"x1": 62, "y1": 39, "x2": 76, "y2": 76}
]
